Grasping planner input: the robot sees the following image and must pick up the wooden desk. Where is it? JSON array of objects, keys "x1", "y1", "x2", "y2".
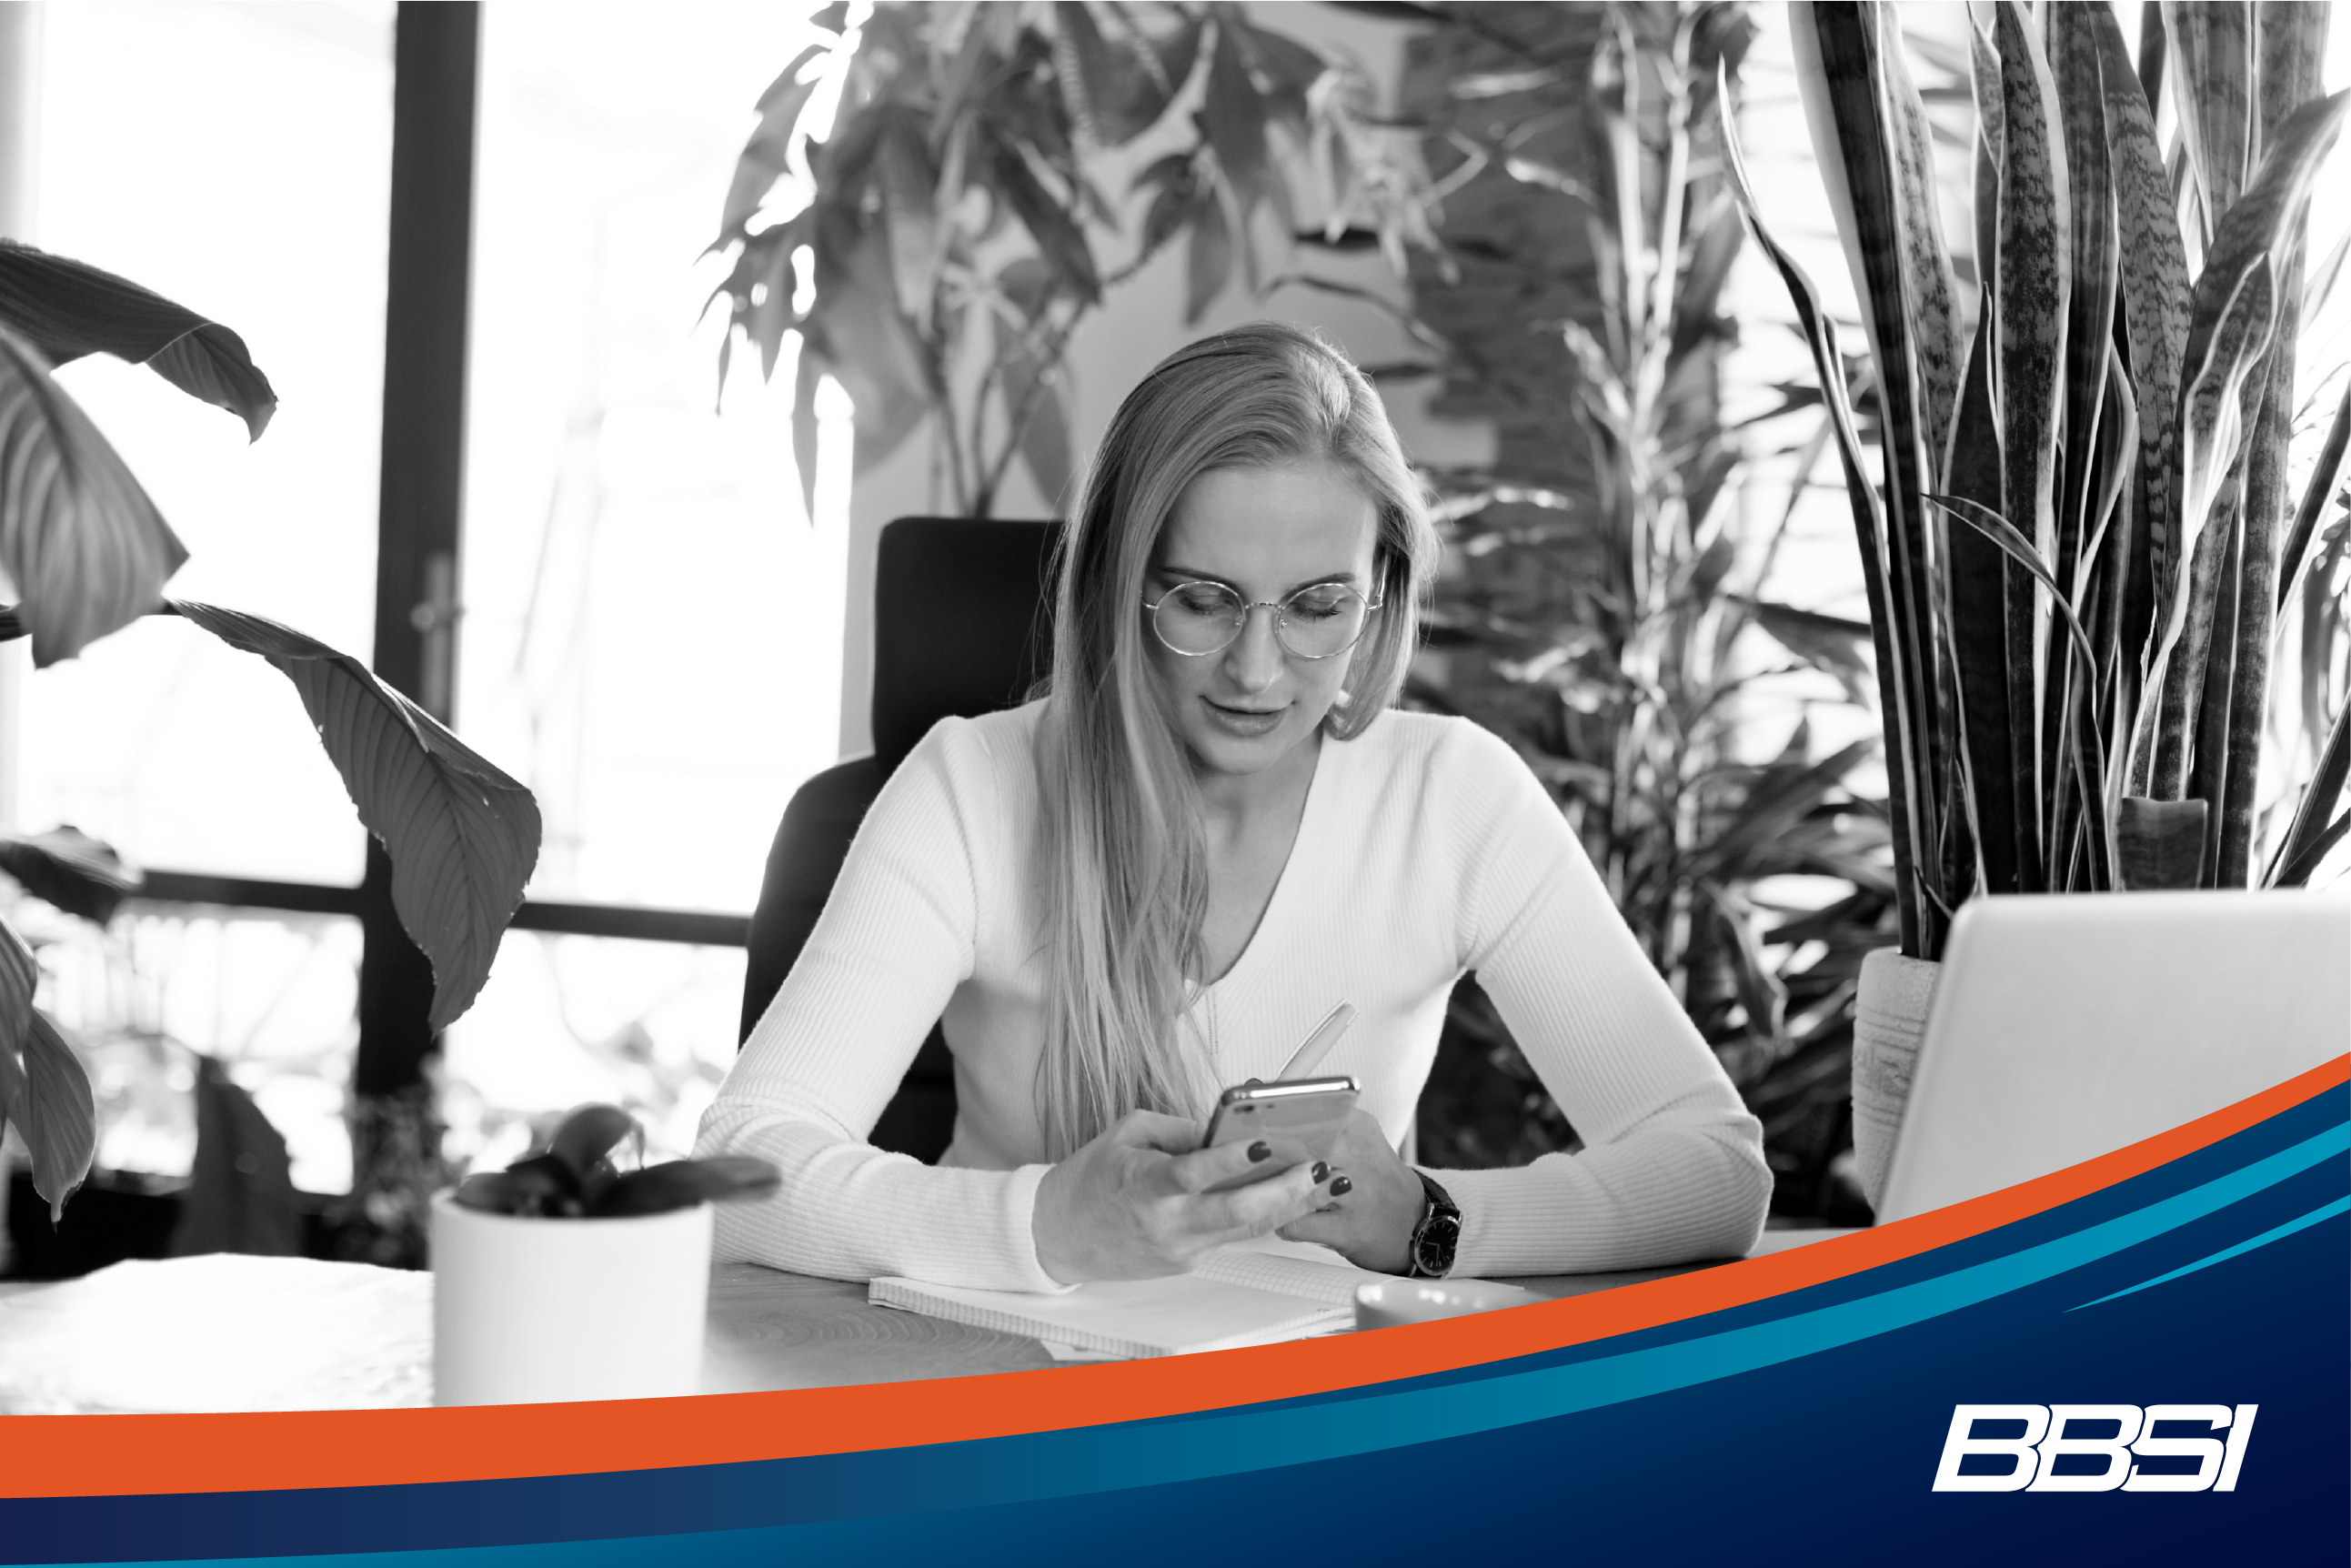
[{"x1": 699, "y1": 1227, "x2": 1854, "y2": 1392}]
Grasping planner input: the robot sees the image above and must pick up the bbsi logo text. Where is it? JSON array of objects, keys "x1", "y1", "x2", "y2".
[{"x1": 1933, "y1": 1404, "x2": 2256, "y2": 1493}]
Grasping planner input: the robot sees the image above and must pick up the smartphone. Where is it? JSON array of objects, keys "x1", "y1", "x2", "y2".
[{"x1": 1197, "y1": 1076, "x2": 1360, "y2": 1193}]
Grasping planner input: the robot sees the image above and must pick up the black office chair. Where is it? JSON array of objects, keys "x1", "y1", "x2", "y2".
[{"x1": 740, "y1": 517, "x2": 1060, "y2": 1162}]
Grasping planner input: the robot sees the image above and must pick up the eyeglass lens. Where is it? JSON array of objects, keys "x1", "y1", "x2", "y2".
[{"x1": 1153, "y1": 582, "x2": 1372, "y2": 659}]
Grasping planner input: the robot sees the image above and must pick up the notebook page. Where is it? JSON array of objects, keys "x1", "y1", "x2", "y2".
[
  {"x1": 1192, "y1": 1246, "x2": 1389, "y2": 1307},
  {"x1": 869, "y1": 1272, "x2": 1351, "y2": 1359}
]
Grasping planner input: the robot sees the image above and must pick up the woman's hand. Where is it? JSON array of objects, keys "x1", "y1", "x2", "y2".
[
  {"x1": 1276, "y1": 1110, "x2": 1425, "y2": 1273},
  {"x1": 1032, "y1": 1110, "x2": 1340, "y2": 1285}
]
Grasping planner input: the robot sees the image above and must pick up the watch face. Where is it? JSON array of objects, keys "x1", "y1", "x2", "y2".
[{"x1": 1413, "y1": 1211, "x2": 1462, "y2": 1275}]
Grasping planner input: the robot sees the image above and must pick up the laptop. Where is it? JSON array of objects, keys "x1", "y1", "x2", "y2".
[{"x1": 1874, "y1": 891, "x2": 2351, "y2": 1223}]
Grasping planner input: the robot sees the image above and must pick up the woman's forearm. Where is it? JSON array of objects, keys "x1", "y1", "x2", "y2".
[
  {"x1": 698, "y1": 1106, "x2": 1068, "y2": 1292},
  {"x1": 1435, "y1": 1110, "x2": 1770, "y2": 1278}
]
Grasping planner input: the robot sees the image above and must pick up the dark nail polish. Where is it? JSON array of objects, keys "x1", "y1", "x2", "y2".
[
  {"x1": 1329, "y1": 1175, "x2": 1353, "y2": 1196},
  {"x1": 1248, "y1": 1141, "x2": 1271, "y2": 1162},
  {"x1": 1311, "y1": 1161, "x2": 1330, "y2": 1183}
]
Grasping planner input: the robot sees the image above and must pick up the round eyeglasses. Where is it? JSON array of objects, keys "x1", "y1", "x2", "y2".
[{"x1": 1142, "y1": 580, "x2": 1382, "y2": 660}]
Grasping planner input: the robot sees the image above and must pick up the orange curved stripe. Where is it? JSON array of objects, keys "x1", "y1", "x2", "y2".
[{"x1": 7, "y1": 1054, "x2": 2340, "y2": 1500}]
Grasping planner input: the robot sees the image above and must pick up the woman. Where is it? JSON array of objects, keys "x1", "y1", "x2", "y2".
[{"x1": 699, "y1": 322, "x2": 1768, "y2": 1290}]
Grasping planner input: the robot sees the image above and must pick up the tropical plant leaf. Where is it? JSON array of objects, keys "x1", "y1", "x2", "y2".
[
  {"x1": 1184, "y1": 189, "x2": 1233, "y2": 325},
  {"x1": 1202, "y1": 15, "x2": 1273, "y2": 220},
  {"x1": 0, "y1": 998, "x2": 97, "y2": 1222},
  {"x1": 2268, "y1": 679, "x2": 2350, "y2": 889},
  {"x1": 0, "y1": 325, "x2": 189, "y2": 666},
  {"x1": 547, "y1": 1102, "x2": 642, "y2": 1183},
  {"x1": 875, "y1": 109, "x2": 943, "y2": 328},
  {"x1": 2095, "y1": 8, "x2": 2188, "y2": 689},
  {"x1": 1321, "y1": 1, "x2": 1450, "y2": 25},
  {"x1": 992, "y1": 263, "x2": 1075, "y2": 508},
  {"x1": 1925, "y1": 493, "x2": 2102, "y2": 679},
  {"x1": 2164, "y1": 2, "x2": 2255, "y2": 226},
  {"x1": 718, "y1": 43, "x2": 831, "y2": 239},
  {"x1": 0, "y1": 824, "x2": 138, "y2": 925},
  {"x1": 168, "y1": 1053, "x2": 300, "y2": 1258},
  {"x1": 1720, "y1": 55, "x2": 1924, "y2": 958},
  {"x1": 0, "y1": 915, "x2": 34, "y2": 1085},
  {"x1": 1876, "y1": 3, "x2": 1961, "y2": 480},
  {"x1": 2046, "y1": 3, "x2": 2115, "y2": 608},
  {"x1": 2116, "y1": 795, "x2": 2208, "y2": 889},
  {"x1": 593, "y1": 1155, "x2": 781, "y2": 1217},
  {"x1": 980, "y1": 123, "x2": 1101, "y2": 307},
  {"x1": 809, "y1": 223, "x2": 934, "y2": 476},
  {"x1": 169, "y1": 600, "x2": 540, "y2": 1032},
  {"x1": 1992, "y1": 0, "x2": 2068, "y2": 573},
  {"x1": 1944, "y1": 289, "x2": 2024, "y2": 894},
  {"x1": 2269, "y1": 811, "x2": 2351, "y2": 890},
  {"x1": 0, "y1": 239, "x2": 276, "y2": 439},
  {"x1": 1055, "y1": 1, "x2": 1172, "y2": 146},
  {"x1": 1733, "y1": 598, "x2": 1873, "y2": 702},
  {"x1": 2279, "y1": 376, "x2": 2351, "y2": 607}
]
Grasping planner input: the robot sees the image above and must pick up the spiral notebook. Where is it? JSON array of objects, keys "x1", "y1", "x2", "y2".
[{"x1": 868, "y1": 1241, "x2": 1387, "y2": 1359}]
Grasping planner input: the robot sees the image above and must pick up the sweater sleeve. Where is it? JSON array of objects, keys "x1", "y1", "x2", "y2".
[
  {"x1": 1431, "y1": 724, "x2": 1770, "y2": 1276},
  {"x1": 694, "y1": 720, "x2": 1068, "y2": 1292}
]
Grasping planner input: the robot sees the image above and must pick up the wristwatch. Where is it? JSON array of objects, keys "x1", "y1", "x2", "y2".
[{"x1": 1405, "y1": 1171, "x2": 1461, "y2": 1279}]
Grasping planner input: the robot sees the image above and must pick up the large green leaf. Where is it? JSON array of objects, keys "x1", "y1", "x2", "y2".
[
  {"x1": 1991, "y1": 0, "x2": 2068, "y2": 589},
  {"x1": 2278, "y1": 377, "x2": 2351, "y2": 607},
  {"x1": 0, "y1": 240, "x2": 276, "y2": 440},
  {"x1": 990, "y1": 261, "x2": 1074, "y2": 509},
  {"x1": 1943, "y1": 293, "x2": 2022, "y2": 895},
  {"x1": 167, "y1": 1053, "x2": 300, "y2": 1258},
  {"x1": 1876, "y1": 3, "x2": 1961, "y2": 482},
  {"x1": 170, "y1": 600, "x2": 540, "y2": 1032},
  {"x1": 2164, "y1": 2, "x2": 2255, "y2": 227},
  {"x1": 1720, "y1": 58, "x2": 1926, "y2": 957},
  {"x1": 2095, "y1": 8, "x2": 2188, "y2": 699},
  {"x1": 0, "y1": 1000, "x2": 97, "y2": 1221},
  {"x1": 0, "y1": 824, "x2": 138, "y2": 925},
  {"x1": 2117, "y1": 795, "x2": 2208, "y2": 889},
  {"x1": 0, "y1": 325, "x2": 188, "y2": 666},
  {"x1": 717, "y1": 43, "x2": 829, "y2": 239}
]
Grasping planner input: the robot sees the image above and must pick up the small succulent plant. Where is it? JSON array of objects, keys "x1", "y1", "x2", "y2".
[{"x1": 452, "y1": 1103, "x2": 779, "y2": 1218}]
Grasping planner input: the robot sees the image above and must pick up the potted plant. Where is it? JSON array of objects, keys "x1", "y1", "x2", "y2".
[
  {"x1": 1720, "y1": 3, "x2": 2350, "y2": 1202},
  {"x1": 432, "y1": 1102, "x2": 779, "y2": 1405},
  {"x1": 0, "y1": 239, "x2": 541, "y2": 1234},
  {"x1": 708, "y1": 0, "x2": 1442, "y2": 520},
  {"x1": 1386, "y1": 0, "x2": 1895, "y2": 1221}
]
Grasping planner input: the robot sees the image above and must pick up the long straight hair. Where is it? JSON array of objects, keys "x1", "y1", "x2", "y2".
[{"x1": 1030, "y1": 322, "x2": 1440, "y2": 1159}]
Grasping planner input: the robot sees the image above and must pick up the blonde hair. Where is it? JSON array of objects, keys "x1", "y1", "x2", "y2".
[{"x1": 1030, "y1": 322, "x2": 1440, "y2": 1159}]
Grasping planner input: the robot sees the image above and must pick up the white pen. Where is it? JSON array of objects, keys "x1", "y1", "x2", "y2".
[{"x1": 1275, "y1": 1001, "x2": 1357, "y2": 1081}]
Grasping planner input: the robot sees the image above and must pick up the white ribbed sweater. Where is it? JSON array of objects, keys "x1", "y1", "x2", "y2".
[{"x1": 698, "y1": 702, "x2": 1769, "y2": 1291}]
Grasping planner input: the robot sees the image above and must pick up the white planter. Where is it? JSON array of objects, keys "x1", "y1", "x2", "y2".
[
  {"x1": 430, "y1": 1191, "x2": 713, "y2": 1405},
  {"x1": 1851, "y1": 948, "x2": 1942, "y2": 1213}
]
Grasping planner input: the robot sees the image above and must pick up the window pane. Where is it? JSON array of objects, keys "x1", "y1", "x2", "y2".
[
  {"x1": 32, "y1": 901, "x2": 362, "y2": 1196},
  {"x1": 440, "y1": 931, "x2": 745, "y2": 1172},
  {"x1": 18, "y1": 1, "x2": 392, "y2": 886},
  {"x1": 459, "y1": 0, "x2": 844, "y2": 917}
]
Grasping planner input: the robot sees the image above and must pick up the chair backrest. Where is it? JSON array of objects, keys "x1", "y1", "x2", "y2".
[
  {"x1": 739, "y1": 518, "x2": 1060, "y2": 1161},
  {"x1": 869, "y1": 517, "x2": 1061, "y2": 766}
]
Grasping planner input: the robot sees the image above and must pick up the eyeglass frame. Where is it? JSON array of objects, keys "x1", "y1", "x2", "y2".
[{"x1": 1140, "y1": 578, "x2": 1386, "y2": 661}]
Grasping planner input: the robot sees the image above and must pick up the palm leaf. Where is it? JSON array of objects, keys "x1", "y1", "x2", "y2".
[
  {"x1": 0, "y1": 325, "x2": 188, "y2": 666},
  {"x1": 0, "y1": 825, "x2": 138, "y2": 925},
  {"x1": 170, "y1": 600, "x2": 540, "y2": 1032},
  {"x1": 0, "y1": 240, "x2": 276, "y2": 439}
]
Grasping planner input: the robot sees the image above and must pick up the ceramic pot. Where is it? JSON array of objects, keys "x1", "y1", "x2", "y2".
[
  {"x1": 430, "y1": 1191, "x2": 713, "y2": 1405},
  {"x1": 1851, "y1": 949, "x2": 1942, "y2": 1212}
]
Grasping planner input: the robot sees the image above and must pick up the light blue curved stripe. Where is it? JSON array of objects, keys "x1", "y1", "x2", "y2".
[
  {"x1": 2068, "y1": 1193, "x2": 2351, "y2": 1310},
  {"x1": 950, "y1": 1121, "x2": 2351, "y2": 1495},
  {"x1": 63, "y1": 1121, "x2": 2350, "y2": 1568}
]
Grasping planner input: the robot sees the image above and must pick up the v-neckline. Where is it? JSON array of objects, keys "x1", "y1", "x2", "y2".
[{"x1": 1200, "y1": 729, "x2": 1340, "y2": 995}]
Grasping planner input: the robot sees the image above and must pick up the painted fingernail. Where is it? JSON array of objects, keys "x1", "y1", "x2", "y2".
[
  {"x1": 1311, "y1": 1161, "x2": 1330, "y2": 1182},
  {"x1": 1248, "y1": 1141, "x2": 1271, "y2": 1162},
  {"x1": 1329, "y1": 1175, "x2": 1353, "y2": 1196}
]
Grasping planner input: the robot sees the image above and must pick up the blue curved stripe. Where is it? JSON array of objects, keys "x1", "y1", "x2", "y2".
[{"x1": 2067, "y1": 1192, "x2": 2351, "y2": 1310}]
